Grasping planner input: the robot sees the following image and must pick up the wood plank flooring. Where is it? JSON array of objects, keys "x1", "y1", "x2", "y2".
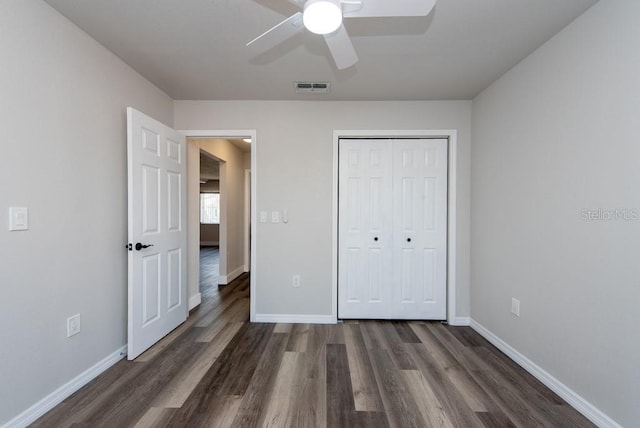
[{"x1": 32, "y1": 249, "x2": 595, "y2": 427}]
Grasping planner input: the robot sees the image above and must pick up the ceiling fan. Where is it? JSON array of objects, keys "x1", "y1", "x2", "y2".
[{"x1": 247, "y1": 0, "x2": 437, "y2": 70}]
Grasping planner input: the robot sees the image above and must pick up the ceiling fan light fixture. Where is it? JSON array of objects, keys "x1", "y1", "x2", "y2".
[{"x1": 303, "y1": 0, "x2": 342, "y2": 35}]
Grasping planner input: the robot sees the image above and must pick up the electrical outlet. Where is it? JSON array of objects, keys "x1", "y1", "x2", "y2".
[
  {"x1": 292, "y1": 275, "x2": 301, "y2": 288},
  {"x1": 511, "y1": 298, "x2": 520, "y2": 317},
  {"x1": 67, "y1": 314, "x2": 81, "y2": 337}
]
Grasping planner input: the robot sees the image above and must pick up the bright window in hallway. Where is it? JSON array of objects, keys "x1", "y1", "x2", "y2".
[{"x1": 200, "y1": 193, "x2": 220, "y2": 224}]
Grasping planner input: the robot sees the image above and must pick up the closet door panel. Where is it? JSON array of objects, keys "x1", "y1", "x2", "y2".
[
  {"x1": 392, "y1": 139, "x2": 448, "y2": 319},
  {"x1": 338, "y1": 139, "x2": 393, "y2": 319}
]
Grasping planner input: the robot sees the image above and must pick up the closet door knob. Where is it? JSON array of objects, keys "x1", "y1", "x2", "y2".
[
  {"x1": 374, "y1": 237, "x2": 379, "y2": 242},
  {"x1": 406, "y1": 238, "x2": 412, "y2": 242}
]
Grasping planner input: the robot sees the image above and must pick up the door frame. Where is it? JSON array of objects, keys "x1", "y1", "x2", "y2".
[
  {"x1": 180, "y1": 129, "x2": 257, "y2": 322},
  {"x1": 244, "y1": 168, "x2": 251, "y2": 272},
  {"x1": 333, "y1": 130, "x2": 459, "y2": 324}
]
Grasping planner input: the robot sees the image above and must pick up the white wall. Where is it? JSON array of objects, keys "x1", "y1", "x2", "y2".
[
  {"x1": 200, "y1": 223, "x2": 220, "y2": 245},
  {"x1": 471, "y1": 1, "x2": 639, "y2": 426},
  {"x1": 0, "y1": 1, "x2": 173, "y2": 424},
  {"x1": 175, "y1": 101, "x2": 471, "y2": 319}
]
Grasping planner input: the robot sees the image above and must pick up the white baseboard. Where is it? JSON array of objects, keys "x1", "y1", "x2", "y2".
[
  {"x1": 470, "y1": 319, "x2": 622, "y2": 428},
  {"x1": 188, "y1": 293, "x2": 202, "y2": 311},
  {"x1": 218, "y1": 266, "x2": 244, "y2": 285},
  {"x1": 449, "y1": 316, "x2": 470, "y2": 326},
  {"x1": 3, "y1": 345, "x2": 127, "y2": 428},
  {"x1": 200, "y1": 241, "x2": 219, "y2": 246},
  {"x1": 255, "y1": 314, "x2": 336, "y2": 324}
]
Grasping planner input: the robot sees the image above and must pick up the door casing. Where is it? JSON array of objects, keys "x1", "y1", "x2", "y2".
[{"x1": 332, "y1": 129, "x2": 459, "y2": 324}]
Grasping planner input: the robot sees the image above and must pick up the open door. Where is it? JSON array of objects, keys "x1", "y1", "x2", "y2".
[{"x1": 127, "y1": 107, "x2": 187, "y2": 360}]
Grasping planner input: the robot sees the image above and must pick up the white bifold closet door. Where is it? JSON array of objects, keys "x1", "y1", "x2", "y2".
[{"x1": 338, "y1": 138, "x2": 448, "y2": 320}]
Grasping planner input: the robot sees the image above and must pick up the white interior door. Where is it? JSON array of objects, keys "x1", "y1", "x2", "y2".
[
  {"x1": 127, "y1": 107, "x2": 187, "y2": 360},
  {"x1": 338, "y1": 138, "x2": 448, "y2": 320}
]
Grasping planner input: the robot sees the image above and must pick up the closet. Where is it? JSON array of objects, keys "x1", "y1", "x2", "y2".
[{"x1": 338, "y1": 138, "x2": 448, "y2": 319}]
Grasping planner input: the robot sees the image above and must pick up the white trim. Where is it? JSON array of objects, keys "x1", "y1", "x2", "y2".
[
  {"x1": 218, "y1": 160, "x2": 228, "y2": 280},
  {"x1": 199, "y1": 241, "x2": 219, "y2": 246},
  {"x1": 449, "y1": 317, "x2": 470, "y2": 326},
  {"x1": 255, "y1": 314, "x2": 335, "y2": 324},
  {"x1": 218, "y1": 266, "x2": 244, "y2": 285},
  {"x1": 178, "y1": 130, "x2": 257, "y2": 323},
  {"x1": 470, "y1": 319, "x2": 623, "y2": 428},
  {"x1": 332, "y1": 130, "x2": 458, "y2": 324},
  {"x1": 250, "y1": 134, "x2": 257, "y2": 321},
  {"x1": 446, "y1": 131, "x2": 458, "y2": 324},
  {"x1": 3, "y1": 346, "x2": 127, "y2": 428},
  {"x1": 244, "y1": 169, "x2": 251, "y2": 273},
  {"x1": 188, "y1": 293, "x2": 202, "y2": 311}
]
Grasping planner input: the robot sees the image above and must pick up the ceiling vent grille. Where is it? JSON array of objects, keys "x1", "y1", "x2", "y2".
[{"x1": 294, "y1": 81, "x2": 331, "y2": 94}]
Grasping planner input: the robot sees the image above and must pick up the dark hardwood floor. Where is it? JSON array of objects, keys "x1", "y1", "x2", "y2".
[
  {"x1": 32, "y1": 249, "x2": 594, "y2": 427},
  {"x1": 199, "y1": 246, "x2": 220, "y2": 293}
]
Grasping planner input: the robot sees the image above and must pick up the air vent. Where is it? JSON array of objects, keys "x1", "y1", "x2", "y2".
[{"x1": 294, "y1": 81, "x2": 331, "y2": 94}]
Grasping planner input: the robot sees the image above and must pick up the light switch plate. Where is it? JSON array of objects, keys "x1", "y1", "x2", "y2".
[
  {"x1": 259, "y1": 211, "x2": 268, "y2": 223},
  {"x1": 511, "y1": 298, "x2": 520, "y2": 317},
  {"x1": 271, "y1": 211, "x2": 280, "y2": 223},
  {"x1": 67, "y1": 314, "x2": 81, "y2": 337},
  {"x1": 9, "y1": 207, "x2": 29, "y2": 231}
]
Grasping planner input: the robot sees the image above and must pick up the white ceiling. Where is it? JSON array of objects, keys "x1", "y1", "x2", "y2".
[{"x1": 44, "y1": 0, "x2": 598, "y2": 101}]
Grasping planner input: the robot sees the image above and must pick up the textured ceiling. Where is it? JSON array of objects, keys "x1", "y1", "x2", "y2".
[{"x1": 44, "y1": 0, "x2": 598, "y2": 100}]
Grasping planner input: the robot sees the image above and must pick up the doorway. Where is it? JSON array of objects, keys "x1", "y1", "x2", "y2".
[
  {"x1": 199, "y1": 151, "x2": 222, "y2": 292},
  {"x1": 183, "y1": 130, "x2": 256, "y2": 322}
]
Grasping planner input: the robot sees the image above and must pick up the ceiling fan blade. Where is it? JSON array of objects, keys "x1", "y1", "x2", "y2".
[
  {"x1": 342, "y1": 0, "x2": 437, "y2": 18},
  {"x1": 323, "y1": 24, "x2": 358, "y2": 70},
  {"x1": 246, "y1": 12, "x2": 304, "y2": 52}
]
